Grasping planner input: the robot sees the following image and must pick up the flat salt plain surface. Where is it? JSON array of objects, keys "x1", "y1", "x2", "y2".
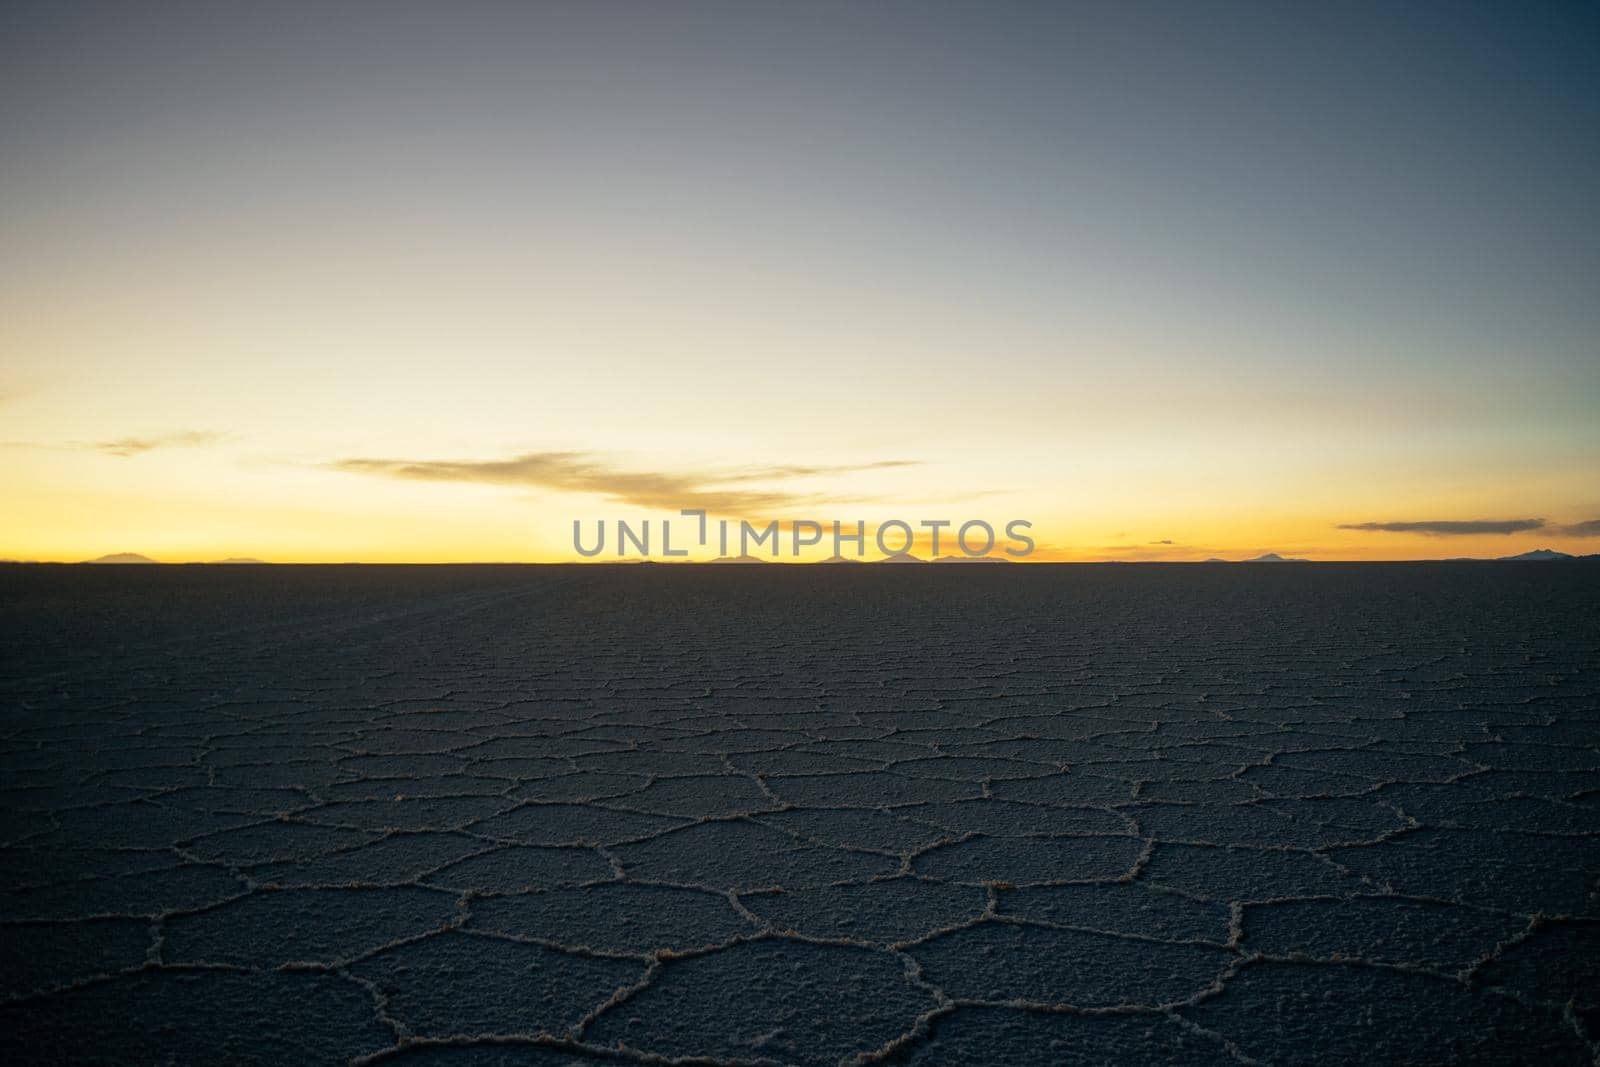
[{"x1": 1, "y1": 562, "x2": 1597, "y2": 1066}]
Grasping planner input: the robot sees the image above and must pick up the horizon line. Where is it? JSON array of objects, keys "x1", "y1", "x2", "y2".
[{"x1": 6, "y1": 556, "x2": 1595, "y2": 567}]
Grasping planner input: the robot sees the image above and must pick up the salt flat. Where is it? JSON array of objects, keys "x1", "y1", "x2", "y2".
[{"x1": 0, "y1": 562, "x2": 1596, "y2": 1065}]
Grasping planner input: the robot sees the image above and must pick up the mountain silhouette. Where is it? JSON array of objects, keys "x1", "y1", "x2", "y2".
[
  {"x1": 1243, "y1": 552, "x2": 1309, "y2": 563},
  {"x1": 84, "y1": 553, "x2": 159, "y2": 564},
  {"x1": 1497, "y1": 548, "x2": 1573, "y2": 561},
  {"x1": 707, "y1": 555, "x2": 768, "y2": 564},
  {"x1": 815, "y1": 554, "x2": 864, "y2": 564},
  {"x1": 875, "y1": 553, "x2": 926, "y2": 564}
]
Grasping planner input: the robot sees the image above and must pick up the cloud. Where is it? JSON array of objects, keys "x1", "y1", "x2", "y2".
[
  {"x1": 1337, "y1": 518, "x2": 1545, "y2": 536},
  {"x1": 1339, "y1": 516, "x2": 1600, "y2": 538},
  {"x1": 714, "y1": 461, "x2": 919, "y2": 482},
  {"x1": 1554, "y1": 518, "x2": 1600, "y2": 538},
  {"x1": 329, "y1": 451, "x2": 919, "y2": 515},
  {"x1": 3, "y1": 430, "x2": 225, "y2": 456},
  {"x1": 91, "y1": 431, "x2": 224, "y2": 457},
  {"x1": 1084, "y1": 539, "x2": 1215, "y2": 561}
]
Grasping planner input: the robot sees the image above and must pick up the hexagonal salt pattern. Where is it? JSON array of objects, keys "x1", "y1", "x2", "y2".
[{"x1": 2, "y1": 562, "x2": 1596, "y2": 1064}]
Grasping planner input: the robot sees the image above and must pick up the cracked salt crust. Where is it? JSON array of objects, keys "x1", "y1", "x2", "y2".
[{"x1": 0, "y1": 563, "x2": 1596, "y2": 1064}]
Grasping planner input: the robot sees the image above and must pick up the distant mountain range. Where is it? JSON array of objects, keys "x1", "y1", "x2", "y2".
[
  {"x1": 81, "y1": 553, "x2": 271, "y2": 564},
  {"x1": 1218, "y1": 549, "x2": 1590, "y2": 563},
  {"x1": 47, "y1": 548, "x2": 1595, "y2": 566},
  {"x1": 1441, "y1": 548, "x2": 1586, "y2": 562}
]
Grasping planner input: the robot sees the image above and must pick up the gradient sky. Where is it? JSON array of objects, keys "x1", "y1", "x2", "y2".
[{"x1": 3, "y1": 1, "x2": 1597, "y2": 562}]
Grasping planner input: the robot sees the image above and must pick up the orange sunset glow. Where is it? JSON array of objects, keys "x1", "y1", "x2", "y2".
[{"x1": 2, "y1": 4, "x2": 1596, "y2": 563}]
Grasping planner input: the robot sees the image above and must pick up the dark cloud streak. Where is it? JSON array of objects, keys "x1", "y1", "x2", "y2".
[
  {"x1": 329, "y1": 451, "x2": 919, "y2": 515},
  {"x1": 92, "y1": 431, "x2": 224, "y2": 457},
  {"x1": 3, "y1": 430, "x2": 225, "y2": 456},
  {"x1": 1337, "y1": 519, "x2": 1545, "y2": 536},
  {"x1": 1555, "y1": 518, "x2": 1600, "y2": 537}
]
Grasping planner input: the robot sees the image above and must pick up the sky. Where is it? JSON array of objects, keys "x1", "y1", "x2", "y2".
[{"x1": 2, "y1": 0, "x2": 1597, "y2": 562}]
